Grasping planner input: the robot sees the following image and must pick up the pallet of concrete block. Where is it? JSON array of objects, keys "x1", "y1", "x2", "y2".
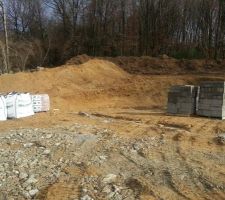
[
  {"x1": 0, "y1": 95, "x2": 7, "y2": 121},
  {"x1": 197, "y1": 81, "x2": 225, "y2": 119},
  {"x1": 6, "y1": 92, "x2": 34, "y2": 119},
  {"x1": 167, "y1": 85, "x2": 199, "y2": 116},
  {"x1": 31, "y1": 94, "x2": 50, "y2": 113}
]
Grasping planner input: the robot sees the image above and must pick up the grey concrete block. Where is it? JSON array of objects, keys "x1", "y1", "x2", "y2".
[
  {"x1": 200, "y1": 81, "x2": 225, "y2": 88},
  {"x1": 199, "y1": 99, "x2": 224, "y2": 106},
  {"x1": 167, "y1": 85, "x2": 198, "y2": 115},
  {"x1": 197, "y1": 82, "x2": 225, "y2": 119},
  {"x1": 197, "y1": 111, "x2": 223, "y2": 118}
]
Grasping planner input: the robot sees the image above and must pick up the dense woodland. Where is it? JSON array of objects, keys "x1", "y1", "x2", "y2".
[{"x1": 0, "y1": 0, "x2": 225, "y2": 72}]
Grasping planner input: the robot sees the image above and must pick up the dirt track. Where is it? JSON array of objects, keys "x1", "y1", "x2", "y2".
[{"x1": 0, "y1": 57, "x2": 225, "y2": 199}]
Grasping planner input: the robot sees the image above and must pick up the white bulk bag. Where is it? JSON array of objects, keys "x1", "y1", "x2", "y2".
[
  {"x1": 31, "y1": 94, "x2": 50, "y2": 113},
  {"x1": 0, "y1": 96, "x2": 7, "y2": 121},
  {"x1": 6, "y1": 93, "x2": 34, "y2": 119}
]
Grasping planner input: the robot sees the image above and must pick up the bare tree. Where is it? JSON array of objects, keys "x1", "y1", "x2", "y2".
[
  {"x1": 0, "y1": 0, "x2": 10, "y2": 73},
  {"x1": 0, "y1": 0, "x2": 224, "y2": 72}
]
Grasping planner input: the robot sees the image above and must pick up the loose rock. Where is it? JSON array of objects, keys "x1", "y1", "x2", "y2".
[{"x1": 29, "y1": 189, "x2": 39, "y2": 197}]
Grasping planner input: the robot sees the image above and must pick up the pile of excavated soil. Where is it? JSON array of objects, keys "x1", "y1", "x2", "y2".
[
  {"x1": 0, "y1": 59, "x2": 128, "y2": 92},
  {"x1": 66, "y1": 55, "x2": 225, "y2": 75},
  {"x1": 0, "y1": 59, "x2": 131, "y2": 110}
]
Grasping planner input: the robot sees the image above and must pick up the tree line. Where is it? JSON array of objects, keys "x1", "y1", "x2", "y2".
[{"x1": 0, "y1": 0, "x2": 225, "y2": 73}]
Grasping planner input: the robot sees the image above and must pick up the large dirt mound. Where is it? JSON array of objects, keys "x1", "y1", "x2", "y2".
[
  {"x1": 66, "y1": 55, "x2": 225, "y2": 75},
  {"x1": 0, "y1": 59, "x2": 130, "y2": 110},
  {"x1": 0, "y1": 59, "x2": 128, "y2": 91}
]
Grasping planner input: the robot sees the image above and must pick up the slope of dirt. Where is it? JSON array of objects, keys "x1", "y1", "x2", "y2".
[{"x1": 66, "y1": 54, "x2": 225, "y2": 75}]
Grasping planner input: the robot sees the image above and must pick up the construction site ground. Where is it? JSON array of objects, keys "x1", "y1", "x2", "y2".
[{"x1": 0, "y1": 56, "x2": 225, "y2": 200}]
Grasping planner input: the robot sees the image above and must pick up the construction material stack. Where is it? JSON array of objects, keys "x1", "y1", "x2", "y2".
[
  {"x1": 6, "y1": 93, "x2": 34, "y2": 119},
  {"x1": 32, "y1": 94, "x2": 50, "y2": 113},
  {"x1": 0, "y1": 95, "x2": 7, "y2": 121},
  {"x1": 197, "y1": 82, "x2": 225, "y2": 119},
  {"x1": 167, "y1": 85, "x2": 199, "y2": 116}
]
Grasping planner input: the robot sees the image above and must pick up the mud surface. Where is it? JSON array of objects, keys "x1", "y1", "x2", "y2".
[{"x1": 0, "y1": 110, "x2": 225, "y2": 200}]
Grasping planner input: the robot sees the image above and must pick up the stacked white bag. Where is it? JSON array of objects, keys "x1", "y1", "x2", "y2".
[
  {"x1": 0, "y1": 95, "x2": 7, "y2": 121},
  {"x1": 6, "y1": 92, "x2": 34, "y2": 119},
  {"x1": 31, "y1": 94, "x2": 50, "y2": 113}
]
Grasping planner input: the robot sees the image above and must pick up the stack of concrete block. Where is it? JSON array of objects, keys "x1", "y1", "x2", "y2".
[
  {"x1": 197, "y1": 82, "x2": 225, "y2": 119},
  {"x1": 167, "y1": 85, "x2": 199, "y2": 115}
]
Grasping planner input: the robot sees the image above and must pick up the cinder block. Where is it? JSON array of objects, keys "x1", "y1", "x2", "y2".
[
  {"x1": 197, "y1": 81, "x2": 225, "y2": 119},
  {"x1": 167, "y1": 85, "x2": 199, "y2": 115}
]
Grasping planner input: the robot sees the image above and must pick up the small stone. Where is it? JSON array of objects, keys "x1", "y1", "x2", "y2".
[
  {"x1": 23, "y1": 192, "x2": 30, "y2": 198},
  {"x1": 29, "y1": 189, "x2": 39, "y2": 197},
  {"x1": 80, "y1": 195, "x2": 93, "y2": 200},
  {"x1": 13, "y1": 170, "x2": 19, "y2": 175},
  {"x1": 0, "y1": 166, "x2": 5, "y2": 172},
  {"x1": 26, "y1": 176, "x2": 38, "y2": 184},
  {"x1": 26, "y1": 185, "x2": 32, "y2": 191},
  {"x1": 43, "y1": 149, "x2": 51, "y2": 155},
  {"x1": 30, "y1": 159, "x2": 38, "y2": 166},
  {"x1": 99, "y1": 155, "x2": 107, "y2": 161},
  {"x1": 82, "y1": 188, "x2": 88, "y2": 193},
  {"x1": 180, "y1": 175, "x2": 185, "y2": 181},
  {"x1": 217, "y1": 134, "x2": 225, "y2": 145},
  {"x1": 102, "y1": 174, "x2": 117, "y2": 184},
  {"x1": 46, "y1": 134, "x2": 53, "y2": 139},
  {"x1": 19, "y1": 172, "x2": 28, "y2": 180},
  {"x1": 23, "y1": 143, "x2": 34, "y2": 148},
  {"x1": 102, "y1": 185, "x2": 112, "y2": 194}
]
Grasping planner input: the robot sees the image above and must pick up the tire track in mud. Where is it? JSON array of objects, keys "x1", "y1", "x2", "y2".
[
  {"x1": 158, "y1": 145, "x2": 200, "y2": 200},
  {"x1": 97, "y1": 117, "x2": 225, "y2": 200},
  {"x1": 112, "y1": 133, "x2": 191, "y2": 199},
  {"x1": 2, "y1": 117, "x2": 223, "y2": 200},
  {"x1": 172, "y1": 131, "x2": 225, "y2": 200},
  {"x1": 106, "y1": 122, "x2": 208, "y2": 199}
]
